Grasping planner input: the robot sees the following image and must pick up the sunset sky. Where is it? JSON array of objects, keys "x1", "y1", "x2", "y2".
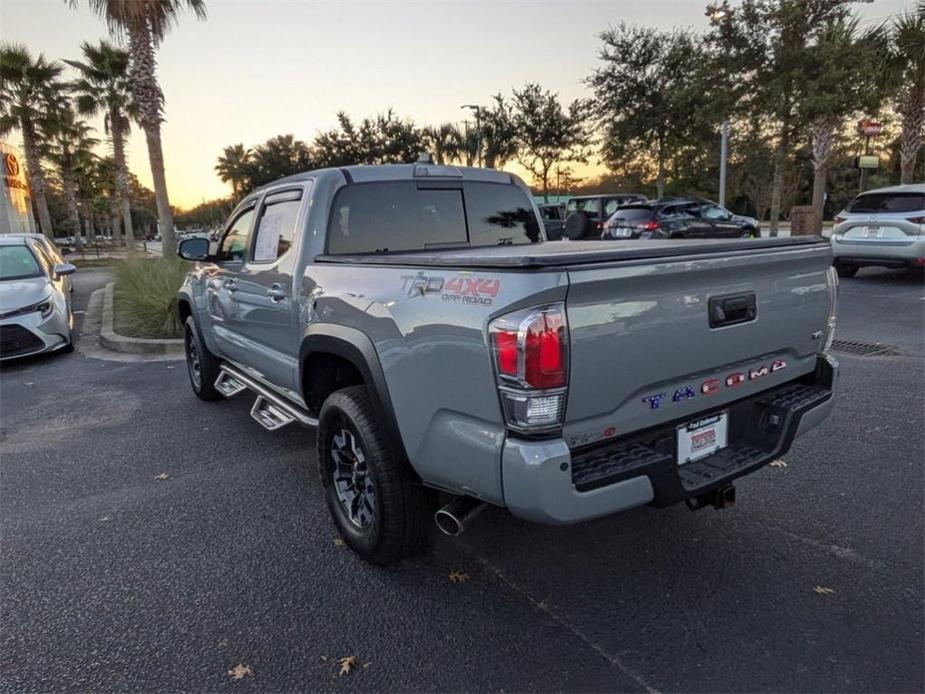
[{"x1": 2, "y1": 0, "x2": 912, "y2": 210}]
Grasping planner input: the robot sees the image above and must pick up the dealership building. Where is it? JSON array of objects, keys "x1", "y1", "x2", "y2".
[{"x1": 0, "y1": 142, "x2": 37, "y2": 234}]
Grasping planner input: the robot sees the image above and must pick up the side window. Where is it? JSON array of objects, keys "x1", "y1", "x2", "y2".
[
  {"x1": 680, "y1": 203, "x2": 701, "y2": 218},
  {"x1": 218, "y1": 207, "x2": 256, "y2": 262},
  {"x1": 604, "y1": 199, "x2": 620, "y2": 216},
  {"x1": 251, "y1": 188, "x2": 305, "y2": 264},
  {"x1": 702, "y1": 204, "x2": 727, "y2": 220}
]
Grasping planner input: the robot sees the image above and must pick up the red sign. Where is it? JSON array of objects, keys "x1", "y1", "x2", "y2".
[{"x1": 857, "y1": 119, "x2": 882, "y2": 137}]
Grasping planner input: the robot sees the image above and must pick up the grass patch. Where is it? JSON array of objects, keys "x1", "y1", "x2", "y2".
[{"x1": 112, "y1": 256, "x2": 189, "y2": 339}]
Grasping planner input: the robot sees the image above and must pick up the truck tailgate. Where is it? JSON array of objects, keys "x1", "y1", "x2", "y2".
[{"x1": 563, "y1": 243, "x2": 834, "y2": 446}]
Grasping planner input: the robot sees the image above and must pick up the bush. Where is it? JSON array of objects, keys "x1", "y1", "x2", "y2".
[{"x1": 112, "y1": 256, "x2": 189, "y2": 339}]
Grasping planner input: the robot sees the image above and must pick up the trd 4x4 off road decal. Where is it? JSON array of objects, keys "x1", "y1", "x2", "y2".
[{"x1": 400, "y1": 273, "x2": 501, "y2": 305}]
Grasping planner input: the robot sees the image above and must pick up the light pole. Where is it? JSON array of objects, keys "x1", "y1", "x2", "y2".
[
  {"x1": 719, "y1": 120, "x2": 730, "y2": 209},
  {"x1": 461, "y1": 104, "x2": 481, "y2": 167}
]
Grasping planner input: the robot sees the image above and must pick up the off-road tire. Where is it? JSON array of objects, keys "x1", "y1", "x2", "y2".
[
  {"x1": 835, "y1": 263, "x2": 859, "y2": 278},
  {"x1": 184, "y1": 316, "x2": 222, "y2": 401},
  {"x1": 318, "y1": 385, "x2": 434, "y2": 564}
]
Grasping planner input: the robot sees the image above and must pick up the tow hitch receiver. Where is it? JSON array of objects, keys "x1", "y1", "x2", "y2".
[{"x1": 686, "y1": 484, "x2": 736, "y2": 511}]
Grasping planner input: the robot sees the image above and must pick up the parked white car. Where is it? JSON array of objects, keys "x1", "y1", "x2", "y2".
[
  {"x1": 831, "y1": 184, "x2": 925, "y2": 277},
  {"x1": 0, "y1": 234, "x2": 76, "y2": 360}
]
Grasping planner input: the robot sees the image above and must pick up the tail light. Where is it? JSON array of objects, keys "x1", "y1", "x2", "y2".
[
  {"x1": 907, "y1": 216, "x2": 925, "y2": 224},
  {"x1": 822, "y1": 266, "x2": 839, "y2": 353},
  {"x1": 642, "y1": 219, "x2": 659, "y2": 231},
  {"x1": 834, "y1": 216, "x2": 846, "y2": 224},
  {"x1": 489, "y1": 304, "x2": 568, "y2": 434}
]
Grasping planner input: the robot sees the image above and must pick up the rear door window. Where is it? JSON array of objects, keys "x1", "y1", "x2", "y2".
[
  {"x1": 566, "y1": 198, "x2": 600, "y2": 215},
  {"x1": 847, "y1": 192, "x2": 925, "y2": 213},
  {"x1": 251, "y1": 188, "x2": 304, "y2": 263}
]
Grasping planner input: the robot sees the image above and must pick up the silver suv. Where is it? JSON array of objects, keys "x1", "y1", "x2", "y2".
[{"x1": 831, "y1": 184, "x2": 925, "y2": 277}]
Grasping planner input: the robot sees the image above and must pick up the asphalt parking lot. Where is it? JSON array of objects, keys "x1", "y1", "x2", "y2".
[{"x1": 1, "y1": 266, "x2": 923, "y2": 693}]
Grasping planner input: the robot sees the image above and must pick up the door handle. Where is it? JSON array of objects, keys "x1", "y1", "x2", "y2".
[{"x1": 267, "y1": 284, "x2": 287, "y2": 303}]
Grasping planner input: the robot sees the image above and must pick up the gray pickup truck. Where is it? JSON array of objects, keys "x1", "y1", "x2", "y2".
[{"x1": 177, "y1": 163, "x2": 839, "y2": 564}]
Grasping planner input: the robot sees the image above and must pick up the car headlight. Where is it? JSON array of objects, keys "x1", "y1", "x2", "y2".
[{"x1": 0, "y1": 297, "x2": 54, "y2": 320}]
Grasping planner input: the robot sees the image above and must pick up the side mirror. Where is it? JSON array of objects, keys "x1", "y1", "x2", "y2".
[
  {"x1": 53, "y1": 262, "x2": 76, "y2": 278},
  {"x1": 178, "y1": 236, "x2": 210, "y2": 261}
]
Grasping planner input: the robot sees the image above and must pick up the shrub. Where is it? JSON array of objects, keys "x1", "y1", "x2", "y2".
[{"x1": 112, "y1": 256, "x2": 189, "y2": 339}]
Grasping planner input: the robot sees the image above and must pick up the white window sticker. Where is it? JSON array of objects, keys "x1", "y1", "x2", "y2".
[{"x1": 253, "y1": 211, "x2": 283, "y2": 262}]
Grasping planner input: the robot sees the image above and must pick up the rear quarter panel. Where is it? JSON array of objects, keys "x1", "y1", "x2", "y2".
[{"x1": 302, "y1": 263, "x2": 567, "y2": 503}]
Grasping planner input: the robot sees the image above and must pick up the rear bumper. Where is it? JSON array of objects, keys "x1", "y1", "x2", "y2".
[
  {"x1": 501, "y1": 354, "x2": 838, "y2": 524},
  {"x1": 831, "y1": 234, "x2": 925, "y2": 266}
]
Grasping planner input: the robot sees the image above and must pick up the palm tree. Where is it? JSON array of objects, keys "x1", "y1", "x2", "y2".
[
  {"x1": 887, "y1": 6, "x2": 925, "y2": 183},
  {"x1": 0, "y1": 44, "x2": 63, "y2": 240},
  {"x1": 44, "y1": 103, "x2": 99, "y2": 248},
  {"x1": 69, "y1": 0, "x2": 207, "y2": 257},
  {"x1": 66, "y1": 40, "x2": 137, "y2": 246},
  {"x1": 481, "y1": 95, "x2": 519, "y2": 169},
  {"x1": 425, "y1": 123, "x2": 463, "y2": 166},
  {"x1": 215, "y1": 143, "x2": 252, "y2": 200}
]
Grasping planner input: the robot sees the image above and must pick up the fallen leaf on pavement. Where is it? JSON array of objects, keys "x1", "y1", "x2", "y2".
[
  {"x1": 448, "y1": 570, "x2": 470, "y2": 583},
  {"x1": 769, "y1": 459, "x2": 788, "y2": 468},
  {"x1": 814, "y1": 585, "x2": 836, "y2": 595},
  {"x1": 338, "y1": 655, "x2": 360, "y2": 676},
  {"x1": 154, "y1": 473, "x2": 170, "y2": 481},
  {"x1": 333, "y1": 538, "x2": 345, "y2": 547},
  {"x1": 227, "y1": 664, "x2": 252, "y2": 680}
]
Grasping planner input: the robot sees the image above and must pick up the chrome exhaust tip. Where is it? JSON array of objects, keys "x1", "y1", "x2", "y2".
[{"x1": 434, "y1": 496, "x2": 485, "y2": 536}]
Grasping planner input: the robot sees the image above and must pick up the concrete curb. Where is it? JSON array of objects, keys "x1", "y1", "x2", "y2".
[{"x1": 99, "y1": 282, "x2": 184, "y2": 356}]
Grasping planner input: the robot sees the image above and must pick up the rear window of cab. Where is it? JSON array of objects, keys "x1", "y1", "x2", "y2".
[{"x1": 326, "y1": 181, "x2": 541, "y2": 254}]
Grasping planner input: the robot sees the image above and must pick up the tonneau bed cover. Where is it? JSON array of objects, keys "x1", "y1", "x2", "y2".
[{"x1": 315, "y1": 236, "x2": 826, "y2": 269}]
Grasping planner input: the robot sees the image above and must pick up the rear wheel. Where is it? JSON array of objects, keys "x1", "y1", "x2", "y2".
[
  {"x1": 184, "y1": 316, "x2": 221, "y2": 400},
  {"x1": 318, "y1": 385, "x2": 434, "y2": 564},
  {"x1": 835, "y1": 263, "x2": 859, "y2": 278}
]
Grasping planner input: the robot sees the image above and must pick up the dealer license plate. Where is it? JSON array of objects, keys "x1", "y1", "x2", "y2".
[{"x1": 677, "y1": 413, "x2": 728, "y2": 465}]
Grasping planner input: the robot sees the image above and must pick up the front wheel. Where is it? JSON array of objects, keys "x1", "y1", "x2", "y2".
[
  {"x1": 835, "y1": 263, "x2": 859, "y2": 278},
  {"x1": 318, "y1": 386, "x2": 434, "y2": 564},
  {"x1": 184, "y1": 316, "x2": 222, "y2": 400}
]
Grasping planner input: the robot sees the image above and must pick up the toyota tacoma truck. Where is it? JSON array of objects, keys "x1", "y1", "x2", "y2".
[{"x1": 176, "y1": 162, "x2": 839, "y2": 564}]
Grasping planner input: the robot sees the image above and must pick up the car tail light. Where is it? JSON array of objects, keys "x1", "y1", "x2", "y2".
[
  {"x1": 822, "y1": 266, "x2": 839, "y2": 354},
  {"x1": 595, "y1": 221, "x2": 604, "y2": 231},
  {"x1": 907, "y1": 216, "x2": 925, "y2": 224},
  {"x1": 835, "y1": 216, "x2": 846, "y2": 224},
  {"x1": 642, "y1": 219, "x2": 659, "y2": 231},
  {"x1": 489, "y1": 304, "x2": 568, "y2": 434}
]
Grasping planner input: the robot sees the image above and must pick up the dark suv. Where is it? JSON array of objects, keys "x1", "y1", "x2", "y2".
[
  {"x1": 602, "y1": 197, "x2": 759, "y2": 240},
  {"x1": 560, "y1": 193, "x2": 648, "y2": 239}
]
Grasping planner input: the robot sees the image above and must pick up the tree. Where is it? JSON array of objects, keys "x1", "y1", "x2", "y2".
[
  {"x1": 588, "y1": 23, "x2": 716, "y2": 198},
  {"x1": 424, "y1": 123, "x2": 463, "y2": 165},
  {"x1": 66, "y1": 40, "x2": 137, "y2": 246},
  {"x1": 215, "y1": 143, "x2": 252, "y2": 199},
  {"x1": 799, "y1": 18, "x2": 886, "y2": 230},
  {"x1": 244, "y1": 135, "x2": 313, "y2": 189},
  {"x1": 510, "y1": 83, "x2": 591, "y2": 202},
  {"x1": 707, "y1": 0, "x2": 858, "y2": 235},
  {"x1": 0, "y1": 44, "x2": 63, "y2": 239},
  {"x1": 70, "y1": 0, "x2": 207, "y2": 258},
  {"x1": 312, "y1": 110, "x2": 427, "y2": 167},
  {"x1": 480, "y1": 95, "x2": 519, "y2": 169},
  {"x1": 45, "y1": 103, "x2": 99, "y2": 246},
  {"x1": 886, "y1": 5, "x2": 925, "y2": 183}
]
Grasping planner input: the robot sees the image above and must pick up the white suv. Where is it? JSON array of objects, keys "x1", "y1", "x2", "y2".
[{"x1": 830, "y1": 184, "x2": 925, "y2": 277}]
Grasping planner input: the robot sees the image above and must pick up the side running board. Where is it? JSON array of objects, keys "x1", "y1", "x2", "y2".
[{"x1": 216, "y1": 364, "x2": 318, "y2": 431}]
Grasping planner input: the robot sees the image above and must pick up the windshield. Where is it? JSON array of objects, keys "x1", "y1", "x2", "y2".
[
  {"x1": 847, "y1": 192, "x2": 925, "y2": 214},
  {"x1": 566, "y1": 198, "x2": 600, "y2": 214},
  {"x1": 609, "y1": 207, "x2": 654, "y2": 222},
  {"x1": 0, "y1": 245, "x2": 43, "y2": 281}
]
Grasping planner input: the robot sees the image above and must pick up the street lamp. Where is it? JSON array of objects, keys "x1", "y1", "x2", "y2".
[
  {"x1": 719, "y1": 120, "x2": 730, "y2": 208},
  {"x1": 461, "y1": 104, "x2": 482, "y2": 167}
]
